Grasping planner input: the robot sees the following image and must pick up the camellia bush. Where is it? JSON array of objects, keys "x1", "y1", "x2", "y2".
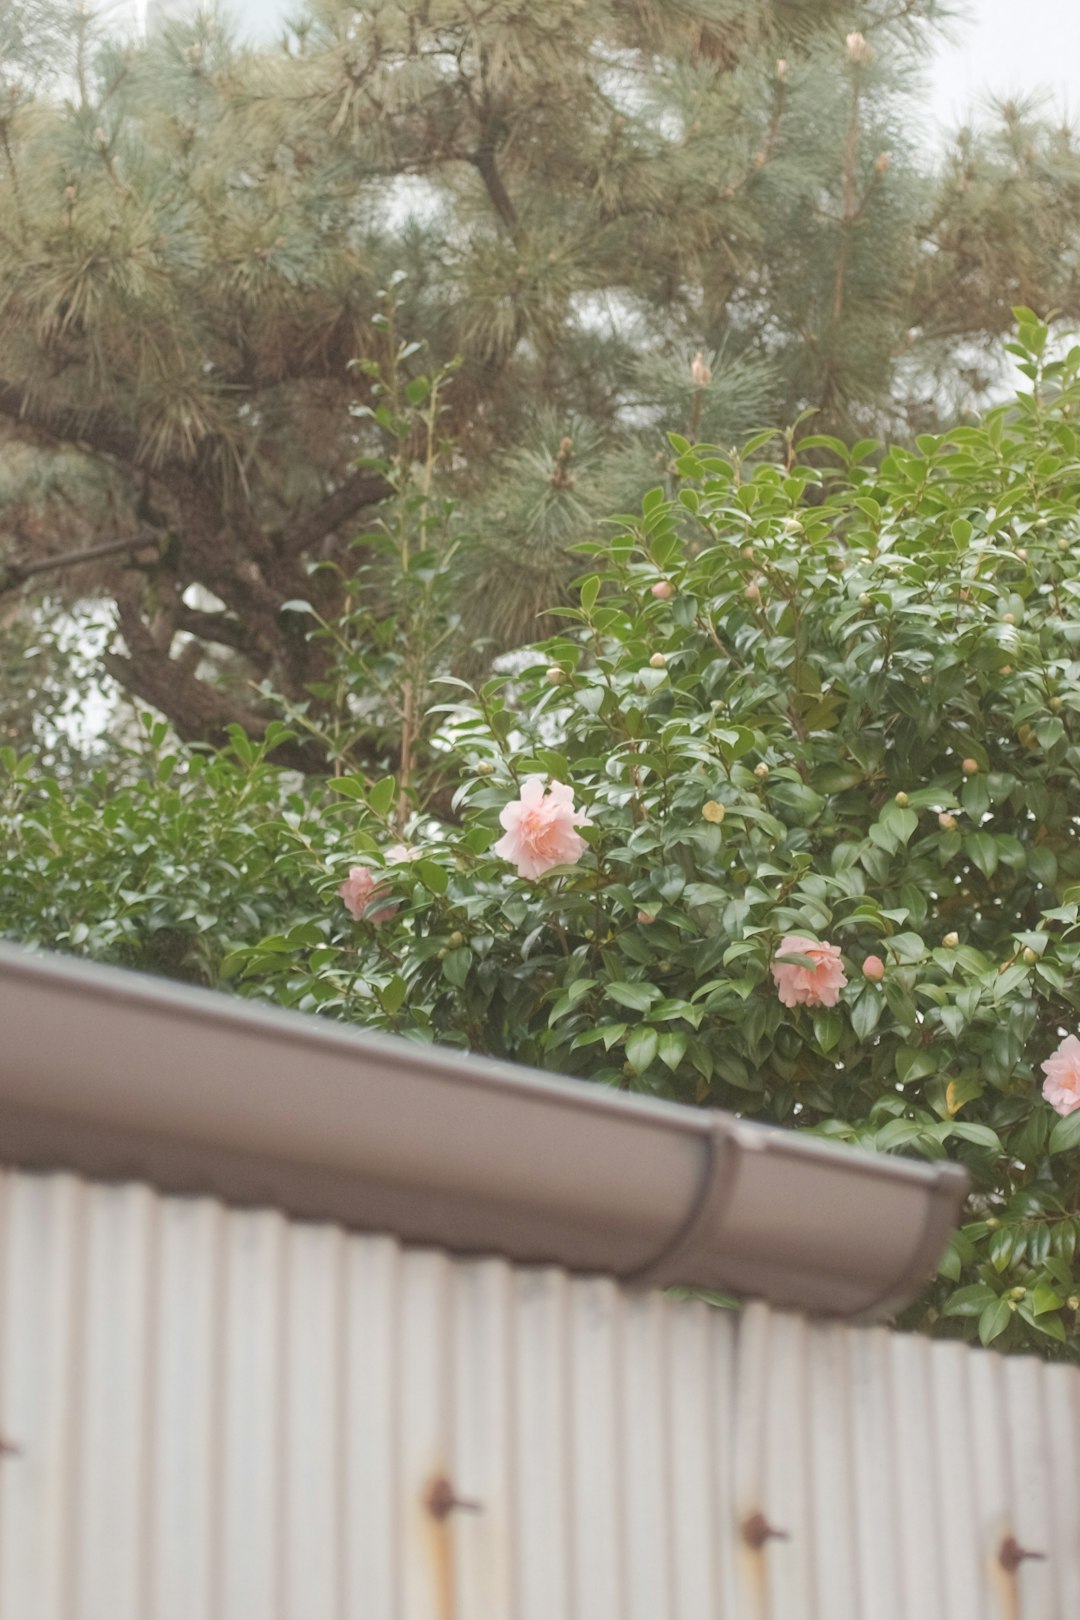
[{"x1": 5, "y1": 312, "x2": 1080, "y2": 1358}]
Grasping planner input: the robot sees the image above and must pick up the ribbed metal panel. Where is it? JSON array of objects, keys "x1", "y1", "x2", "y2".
[{"x1": 1, "y1": 1169, "x2": 1078, "y2": 1620}]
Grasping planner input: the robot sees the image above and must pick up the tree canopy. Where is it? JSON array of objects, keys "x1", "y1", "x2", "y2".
[{"x1": 3, "y1": 0, "x2": 1080, "y2": 761}]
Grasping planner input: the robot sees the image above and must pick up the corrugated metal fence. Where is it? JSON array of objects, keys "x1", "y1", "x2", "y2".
[{"x1": 0, "y1": 1167, "x2": 1077, "y2": 1620}]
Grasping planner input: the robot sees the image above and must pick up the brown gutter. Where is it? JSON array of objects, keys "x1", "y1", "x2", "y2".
[{"x1": 0, "y1": 943, "x2": 967, "y2": 1318}]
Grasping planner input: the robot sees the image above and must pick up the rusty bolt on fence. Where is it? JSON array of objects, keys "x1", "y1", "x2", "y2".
[
  {"x1": 741, "y1": 1511, "x2": 789, "y2": 1550},
  {"x1": 999, "y1": 1535, "x2": 1045, "y2": 1574},
  {"x1": 424, "y1": 1475, "x2": 482, "y2": 1523}
]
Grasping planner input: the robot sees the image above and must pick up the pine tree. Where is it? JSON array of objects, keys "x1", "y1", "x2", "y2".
[{"x1": 2, "y1": 0, "x2": 1080, "y2": 761}]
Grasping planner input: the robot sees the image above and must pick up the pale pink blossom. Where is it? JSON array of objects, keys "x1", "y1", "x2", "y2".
[
  {"x1": 1041, "y1": 1035, "x2": 1080, "y2": 1116},
  {"x1": 338, "y1": 865, "x2": 396, "y2": 924},
  {"x1": 493, "y1": 776, "x2": 592, "y2": 880},
  {"x1": 771, "y1": 934, "x2": 848, "y2": 1009},
  {"x1": 386, "y1": 843, "x2": 424, "y2": 863},
  {"x1": 862, "y1": 954, "x2": 885, "y2": 982}
]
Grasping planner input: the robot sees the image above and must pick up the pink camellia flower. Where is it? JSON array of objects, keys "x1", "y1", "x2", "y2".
[
  {"x1": 1041, "y1": 1035, "x2": 1080, "y2": 1117},
  {"x1": 386, "y1": 843, "x2": 424, "y2": 864},
  {"x1": 862, "y1": 954, "x2": 885, "y2": 982},
  {"x1": 493, "y1": 776, "x2": 592, "y2": 881},
  {"x1": 771, "y1": 934, "x2": 848, "y2": 1009},
  {"x1": 338, "y1": 865, "x2": 396, "y2": 924}
]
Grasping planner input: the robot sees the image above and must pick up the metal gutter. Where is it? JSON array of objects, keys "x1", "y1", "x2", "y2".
[{"x1": 0, "y1": 942, "x2": 967, "y2": 1319}]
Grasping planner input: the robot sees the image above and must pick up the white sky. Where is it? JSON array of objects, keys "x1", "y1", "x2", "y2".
[{"x1": 925, "y1": 0, "x2": 1080, "y2": 132}]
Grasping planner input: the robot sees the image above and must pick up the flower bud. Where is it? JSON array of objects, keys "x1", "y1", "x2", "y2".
[
  {"x1": 1022, "y1": 947, "x2": 1038, "y2": 965},
  {"x1": 943, "y1": 931, "x2": 959, "y2": 948},
  {"x1": 1002, "y1": 611, "x2": 1016, "y2": 625},
  {"x1": 1050, "y1": 695, "x2": 1063, "y2": 710},
  {"x1": 546, "y1": 666, "x2": 567, "y2": 685},
  {"x1": 1059, "y1": 537, "x2": 1070, "y2": 552},
  {"x1": 701, "y1": 800, "x2": 726, "y2": 824},
  {"x1": 447, "y1": 931, "x2": 465, "y2": 950},
  {"x1": 637, "y1": 910, "x2": 655, "y2": 925},
  {"x1": 961, "y1": 757, "x2": 979, "y2": 775},
  {"x1": 894, "y1": 791, "x2": 909, "y2": 807},
  {"x1": 1016, "y1": 547, "x2": 1028, "y2": 560},
  {"x1": 754, "y1": 762, "x2": 769, "y2": 780},
  {"x1": 846, "y1": 30, "x2": 874, "y2": 64},
  {"x1": 649, "y1": 652, "x2": 667, "y2": 669},
  {"x1": 690, "y1": 350, "x2": 712, "y2": 387},
  {"x1": 745, "y1": 579, "x2": 761, "y2": 601},
  {"x1": 474, "y1": 760, "x2": 494, "y2": 775},
  {"x1": 651, "y1": 580, "x2": 674, "y2": 600},
  {"x1": 938, "y1": 812, "x2": 957, "y2": 831},
  {"x1": 862, "y1": 954, "x2": 885, "y2": 982},
  {"x1": 858, "y1": 591, "x2": 871, "y2": 605}
]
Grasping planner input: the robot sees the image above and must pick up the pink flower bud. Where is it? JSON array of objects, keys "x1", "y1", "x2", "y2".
[
  {"x1": 938, "y1": 812, "x2": 957, "y2": 831},
  {"x1": 961, "y1": 757, "x2": 979, "y2": 776},
  {"x1": 651, "y1": 580, "x2": 674, "y2": 599},
  {"x1": 862, "y1": 955, "x2": 885, "y2": 982}
]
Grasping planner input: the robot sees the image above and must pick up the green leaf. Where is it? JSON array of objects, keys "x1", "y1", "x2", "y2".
[
  {"x1": 625, "y1": 1026, "x2": 659, "y2": 1074},
  {"x1": 946, "y1": 1122, "x2": 1002, "y2": 1153},
  {"x1": 978, "y1": 1296, "x2": 1012, "y2": 1346},
  {"x1": 442, "y1": 947, "x2": 471, "y2": 988},
  {"x1": 942, "y1": 1283, "x2": 997, "y2": 1318},
  {"x1": 1049, "y1": 1109, "x2": 1080, "y2": 1155},
  {"x1": 880, "y1": 803, "x2": 918, "y2": 843},
  {"x1": 850, "y1": 988, "x2": 882, "y2": 1039},
  {"x1": 380, "y1": 975, "x2": 407, "y2": 1016},
  {"x1": 606, "y1": 981, "x2": 660, "y2": 1012},
  {"x1": 965, "y1": 832, "x2": 998, "y2": 878},
  {"x1": 658, "y1": 1031, "x2": 688, "y2": 1071},
  {"x1": 812, "y1": 1008, "x2": 843, "y2": 1053},
  {"x1": 416, "y1": 859, "x2": 448, "y2": 895},
  {"x1": 368, "y1": 775, "x2": 396, "y2": 817}
]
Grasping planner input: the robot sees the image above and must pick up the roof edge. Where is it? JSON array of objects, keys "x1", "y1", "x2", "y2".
[{"x1": 0, "y1": 944, "x2": 967, "y2": 1318}]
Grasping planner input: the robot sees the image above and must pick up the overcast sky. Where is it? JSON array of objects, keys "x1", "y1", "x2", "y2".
[{"x1": 925, "y1": 0, "x2": 1080, "y2": 131}]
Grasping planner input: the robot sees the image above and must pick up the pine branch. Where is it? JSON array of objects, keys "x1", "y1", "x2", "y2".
[
  {"x1": 0, "y1": 531, "x2": 162, "y2": 594},
  {"x1": 279, "y1": 468, "x2": 394, "y2": 555},
  {"x1": 103, "y1": 595, "x2": 321, "y2": 771},
  {"x1": 172, "y1": 606, "x2": 266, "y2": 658},
  {"x1": 0, "y1": 377, "x2": 143, "y2": 467},
  {"x1": 471, "y1": 137, "x2": 517, "y2": 229}
]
